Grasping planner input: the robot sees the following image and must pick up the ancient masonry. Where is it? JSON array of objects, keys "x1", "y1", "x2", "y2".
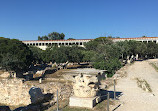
[
  {"x1": 0, "y1": 78, "x2": 31, "y2": 106},
  {"x1": 0, "y1": 78, "x2": 72, "y2": 107}
]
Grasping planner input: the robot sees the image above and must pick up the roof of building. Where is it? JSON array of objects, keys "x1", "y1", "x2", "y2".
[
  {"x1": 111, "y1": 37, "x2": 158, "y2": 40},
  {"x1": 22, "y1": 37, "x2": 158, "y2": 42},
  {"x1": 23, "y1": 39, "x2": 93, "y2": 42}
]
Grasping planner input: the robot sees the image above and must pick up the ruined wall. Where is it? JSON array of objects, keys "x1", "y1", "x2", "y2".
[
  {"x1": 0, "y1": 78, "x2": 31, "y2": 106},
  {"x1": 0, "y1": 78, "x2": 72, "y2": 107}
]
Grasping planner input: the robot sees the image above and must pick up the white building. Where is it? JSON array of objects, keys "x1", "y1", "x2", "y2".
[
  {"x1": 112, "y1": 37, "x2": 158, "y2": 43},
  {"x1": 23, "y1": 39, "x2": 92, "y2": 50},
  {"x1": 22, "y1": 37, "x2": 158, "y2": 50}
]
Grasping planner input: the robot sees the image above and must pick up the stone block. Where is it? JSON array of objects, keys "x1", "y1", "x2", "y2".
[
  {"x1": 0, "y1": 72, "x2": 10, "y2": 78},
  {"x1": 69, "y1": 96, "x2": 101, "y2": 108}
]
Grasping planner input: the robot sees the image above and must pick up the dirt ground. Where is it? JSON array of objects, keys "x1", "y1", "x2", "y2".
[{"x1": 110, "y1": 59, "x2": 158, "y2": 111}]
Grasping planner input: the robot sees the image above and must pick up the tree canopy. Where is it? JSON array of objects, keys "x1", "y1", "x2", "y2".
[
  {"x1": 1, "y1": 36, "x2": 156, "y2": 78},
  {"x1": 84, "y1": 37, "x2": 122, "y2": 75},
  {"x1": 0, "y1": 37, "x2": 33, "y2": 74},
  {"x1": 38, "y1": 32, "x2": 65, "y2": 40},
  {"x1": 41, "y1": 46, "x2": 84, "y2": 63}
]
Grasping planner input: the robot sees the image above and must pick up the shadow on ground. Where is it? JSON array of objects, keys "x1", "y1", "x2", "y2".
[{"x1": 99, "y1": 89, "x2": 123, "y2": 100}]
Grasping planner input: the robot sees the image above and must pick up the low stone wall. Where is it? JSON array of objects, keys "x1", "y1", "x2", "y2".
[
  {"x1": 0, "y1": 78, "x2": 31, "y2": 106},
  {"x1": 0, "y1": 78, "x2": 72, "y2": 107}
]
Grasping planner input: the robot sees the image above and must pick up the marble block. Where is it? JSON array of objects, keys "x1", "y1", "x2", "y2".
[{"x1": 69, "y1": 96, "x2": 101, "y2": 108}]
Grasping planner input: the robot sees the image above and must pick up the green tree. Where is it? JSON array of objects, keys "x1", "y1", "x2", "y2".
[
  {"x1": 84, "y1": 37, "x2": 122, "y2": 76},
  {"x1": 146, "y1": 42, "x2": 158, "y2": 58},
  {"x1": 0, "y1": 37, "x2": 33, "y2": 76},
  {"x1": 38, "y1": 32, "x2": 65, "y2": 40},
  {"x1": 84, "y1": 37, "x2": 113, "y2": 51},
  {"x1": 67, "y1": 38, "x2": 75, "y2": 40},
  {"x1": 82, "y1": 50, "x2": 95, "y2": 62},
  {"x1": 41, "y1": 46, "x2": 84, "y2": 63},
  {"x1": 29, "y1": 46, "x2": 44, "y2": 64},
  {"x1": 134, "y1": 42, "x2": 147, "y2": 59},
  {"x1": 38, "y1": 36, "x2": 43, "y2": 40}
]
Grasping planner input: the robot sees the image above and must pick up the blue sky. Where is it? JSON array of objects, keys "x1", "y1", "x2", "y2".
[{"x1": 1, "y1": 0, "x2": 158, "y2": 40}]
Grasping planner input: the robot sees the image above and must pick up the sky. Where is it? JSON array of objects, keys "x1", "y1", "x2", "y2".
[{"x1": 1, "y1": 0, "x2": 158, "y2": 40}]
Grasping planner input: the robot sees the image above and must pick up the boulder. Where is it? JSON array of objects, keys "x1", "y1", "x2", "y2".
[
  {"x1": 29, "y1": 87, "x2": 44, "y2": 104},
  {"x1": 0, "y1": 72, "x2": 10, "y2": 78}
]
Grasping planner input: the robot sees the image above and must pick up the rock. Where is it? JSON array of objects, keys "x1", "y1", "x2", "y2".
[
  {"x1": 52, "y1": 62, "x2": 57, "y2": 68},
  {"x1": 99, "y1": 84, "x2": 107, "y2": 89},
  {"x1": 29, "y1": 87, "x2": 44, "y2": 104},
  {"x1": 39, "y1": 78, "x2": 42, "y2": 84},
  {"x1": 36, "y1": 70, "x2": 44, "y2": 75},
  {"x1": 0, "y1": 79, "x2": 31, "y2": 106},
  {"x1": 0, "y1": 72, "x2": 10, "y2": 78},
  {"x1": 0, "y1": 106, "x2": 11, "y2": 111},
  {"x1": 136, "y1": 54, "x2": 139, "y2": 60}
]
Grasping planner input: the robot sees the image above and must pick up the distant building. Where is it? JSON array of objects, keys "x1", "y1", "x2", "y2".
[{"x1": 22, "y1": 37, "x2": 158, "y2": 50}]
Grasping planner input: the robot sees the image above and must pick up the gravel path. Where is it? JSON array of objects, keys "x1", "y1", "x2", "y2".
[{"x1": 110, "y1": 59, "x2": 158, "y2": 111}]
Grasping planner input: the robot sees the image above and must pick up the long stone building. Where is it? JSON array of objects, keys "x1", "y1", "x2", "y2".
[{"x1": 23, "y1": 37, "x2": 158, "y2": 50}]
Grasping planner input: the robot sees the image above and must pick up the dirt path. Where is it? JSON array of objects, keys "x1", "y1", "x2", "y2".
[{"x1": 110, "y1": 59, "x2": 158, "y2": 111}]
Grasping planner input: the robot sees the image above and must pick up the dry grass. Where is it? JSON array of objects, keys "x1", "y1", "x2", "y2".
[
  {"x1": 149, "y1": 63, "x2": 158, "y2": 72},
  {"x1": 135, "y1": 78, "x2": 152, "y2": 92}
]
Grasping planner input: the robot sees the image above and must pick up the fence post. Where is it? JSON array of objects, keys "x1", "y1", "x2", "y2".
[
  {"x1": 57, "y1": 89, "x2": 59, "y2": 111},
  {"x1": 107, "y1": 92, "x2": 109, "y2": 111},
  {"x1": 114, "y1": 79, "x2": 116, "y2": 100}
]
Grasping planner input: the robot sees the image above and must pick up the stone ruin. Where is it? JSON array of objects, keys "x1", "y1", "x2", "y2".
[
  {"x1": 73, "y1": 73, "x2": 100, "y2": 98},
  {"x1": 0, "y1": 78, "x2": 31, "y2": 106}
]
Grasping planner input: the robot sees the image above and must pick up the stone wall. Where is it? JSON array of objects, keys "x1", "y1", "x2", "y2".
[
  {"x1": 0, "y1": 78, "x2": 72, "y2": 107},
  {"x1": 0, "y1": 78, "x2": 31, "y2": 106}
]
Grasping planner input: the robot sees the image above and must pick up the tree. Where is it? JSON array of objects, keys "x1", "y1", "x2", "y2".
[
  {"x1": 116, "y1": 41, "x2": 130, "y2": 59},
  {"x1": 66, "y1": 46, "x2": 84, "y2": 63},
  {"x1": 146, "y1": 42, "x2": 158, "y2": 58},
  {"x1": 82, "y1": 50, "x2": 95, "y2": 62},
  {"x1": 29, "y1": 46, "x2": 44, "y2": 64},
  {"x1": 134, "y1": 42, "x2": 147, "y2": 59},
  {"x1": 0, "y1": 37, "x2": 33, "y2": 76},
  {"x1": 84, "y1": 37, "x2": 122, "y2": 76},
  {"x1": 67, "y1": 38, "x2": 75, "y2": 40},
  {"x1": 38, "y1": 32, "x2": 65, "y2": 40},
  {"x1": 84, "y1": 37, "x2": 113, "y2": 51},
  {"x1": 38, "y1": 36, "x2": 43, "y2": 40},
  {"x1": 41, "y1": 46, "x2": 84, "y2": 63},
  {"x1": 43, "y1": 35, "x2": 49, "y2": 40}
]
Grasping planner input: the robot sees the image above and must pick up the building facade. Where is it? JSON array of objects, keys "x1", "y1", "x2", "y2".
[{"x1": 22, "y1": 37, "x2": 158, "y2": 50}]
